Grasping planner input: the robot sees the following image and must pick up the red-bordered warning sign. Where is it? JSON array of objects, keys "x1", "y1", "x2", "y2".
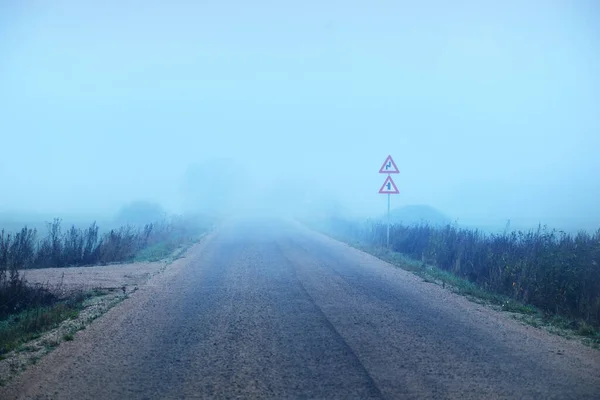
[
  {"x1": 379, "y1": 175, "x2": 399, "y2": 194},
  {"x1": 379, "y1": 155, "x2": 399, "y2": 174}
]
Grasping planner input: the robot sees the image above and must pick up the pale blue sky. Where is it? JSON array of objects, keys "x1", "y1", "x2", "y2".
[{"x1": 1, "y1": 1, "x2": 599, "y2": 230}]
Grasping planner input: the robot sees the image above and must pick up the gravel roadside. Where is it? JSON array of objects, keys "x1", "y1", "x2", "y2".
[{"x1": 0, "y1": 259, "x2": 172, "y2": 386}]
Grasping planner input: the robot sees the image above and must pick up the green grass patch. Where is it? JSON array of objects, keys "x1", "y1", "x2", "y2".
[
  {"x1": 577, "y1": 321, "x2": 596, "y2": 337},
  {"x1": 352, "y1": 243, "x2": 516, "y2": 308},
  {"x1": 0, "y1": 294, "x2": 89, "y2": 355},
  {"x1": 340, "y1": 241, "x2": 547, "y2": 319},
  {"x1": 134, "y1": 241, "x2": 178, "y2": 262},
  {"x1": 517, "y1": 313, "x2": 600, "y2": 347},
  {"x1": 62, "y1": 333, "x2": 74, "y2": 341},
  {"x1": 18, "y1": 345, "x2": 37, "y2": 353},
  {"x1": 362, "y1": 243, "x2": 599, "y2": 348},
  {"x1": 501, "y1": 300, "x2": 537, "y2": 315},
  {"x1": 134, "y1": 234, "x2": 205, "y2": 263}
]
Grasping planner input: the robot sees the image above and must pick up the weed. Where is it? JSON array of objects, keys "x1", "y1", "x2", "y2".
[
  {"x1": 41, "y1": 338, "x2": 59, "y2": 351},
  {"x1": 577, "y1": 322, "x2": 598, "y2": 337},
  {"x1": 134, "y1": 242, "x2": 176, "y2": 262},
  {"x1": 546, "y1": 315, "x2": 576, "y2": 330},
  {"x1": 520, "y1": 316, "x2": 541, "y2": 328},
  {"x1": 62, "y1": 333, "x2": 74, "y2": 341},
  {"x1": 16, "y1": 344, "x2": 36, "y2": 353},
  {"x1": 0, "y1": 300, "x2": 85, "y2": 355},
  {"x1": 502, "y1": 300, "x2": 537, "y2": 315}
]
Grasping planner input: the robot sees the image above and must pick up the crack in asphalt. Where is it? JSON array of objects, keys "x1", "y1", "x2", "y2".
[{"x1": 275, "y1": 239, "x2": 388, "y2": 400}]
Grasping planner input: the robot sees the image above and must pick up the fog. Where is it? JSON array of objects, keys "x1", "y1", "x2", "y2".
[{"x1": 1, "y1": 1, "x2": 599, "y2": 232}]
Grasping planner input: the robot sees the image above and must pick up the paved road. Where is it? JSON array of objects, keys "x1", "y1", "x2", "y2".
[{"x1": 3, "y1": 219, "x2": 600, "y2": 399}]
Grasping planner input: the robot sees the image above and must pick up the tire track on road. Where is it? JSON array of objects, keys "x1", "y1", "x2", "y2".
[{"x1": 275, "y1": 239, "x2": 387, "y2": 400}]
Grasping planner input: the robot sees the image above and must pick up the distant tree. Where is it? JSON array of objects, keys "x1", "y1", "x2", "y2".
[
  {"x1": 181, "y1": 158, "x2": 249, "y2": 216},
  {"x1": 114, "y1": 201, "x2": 167, "y2": 226}
]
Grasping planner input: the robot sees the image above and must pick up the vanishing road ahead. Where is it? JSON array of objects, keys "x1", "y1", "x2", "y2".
[{"x1": 3, "y1": 219, "x2": 600, "y2": 399}]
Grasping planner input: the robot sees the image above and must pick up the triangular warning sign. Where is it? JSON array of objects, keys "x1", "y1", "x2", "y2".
[
  {"x1": 379, "y1": 175, "x2": 399, "y2": 194},
  {"x1": 379, "y1": 155, "x2": 399, "y2": 174}
]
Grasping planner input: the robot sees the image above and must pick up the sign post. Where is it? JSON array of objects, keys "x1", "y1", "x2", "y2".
[
  {"x1": 378, "y1": 156, "x2": 400, "y2": 247},
  {"x1": 385, "y1": 193, "x2": 392, "y2": 247}
]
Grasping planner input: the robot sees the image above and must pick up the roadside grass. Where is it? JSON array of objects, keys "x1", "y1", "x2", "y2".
[
  {"x1": 0, "y1": 218, "x2": 212, "y2": 385},
  {"x1": 515, "y1": 314, "x2": 600, "y2": 349},
  {"x1": 340, "y1": 239, "x2": 599, "y2": 348},
  {"x1": 0, "y1": 291, "x2": 91, "y2": 355},
  {"x1": 0, "y1": 286, "x2": 127, "y2": 388},
  {"x1": 0, "y1": 237, "x2": 198, "y2": 358},
  {"x1": 133, "y1": 233, "x2": 202, "y2": 263},
  {"x1": 0, "y1": 215, "x2": 212, "y2": 354},
  {"x1": 134, "y1": 241, "x2": 178, "y2": 262}
]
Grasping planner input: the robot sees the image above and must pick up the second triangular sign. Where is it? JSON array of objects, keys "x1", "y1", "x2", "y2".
[{"x1": 379, "y1": 175, "x2": 399, "y2": 194}]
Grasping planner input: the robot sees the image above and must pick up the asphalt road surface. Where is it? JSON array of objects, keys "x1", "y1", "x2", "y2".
[{"x1": 3, "y1": 219, "x2": 599, "y2": 399}]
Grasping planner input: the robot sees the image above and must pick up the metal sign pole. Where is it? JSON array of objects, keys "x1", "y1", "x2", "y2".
[{"x1": 387, "y1": 192, "x2": 390, "y2": 247}]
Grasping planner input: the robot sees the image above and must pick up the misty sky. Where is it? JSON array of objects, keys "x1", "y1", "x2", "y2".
[{"x1": 1, "y1": 1, "x2": 599, "y2": 230}]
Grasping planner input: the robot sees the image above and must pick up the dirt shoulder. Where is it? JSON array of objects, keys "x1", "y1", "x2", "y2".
[
  {"x1": 20, "y1": 261, "x2": 167, "y2": 293},
  {"x1": 0, "y1": 259, "x2": 172, "y2": 386}
]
